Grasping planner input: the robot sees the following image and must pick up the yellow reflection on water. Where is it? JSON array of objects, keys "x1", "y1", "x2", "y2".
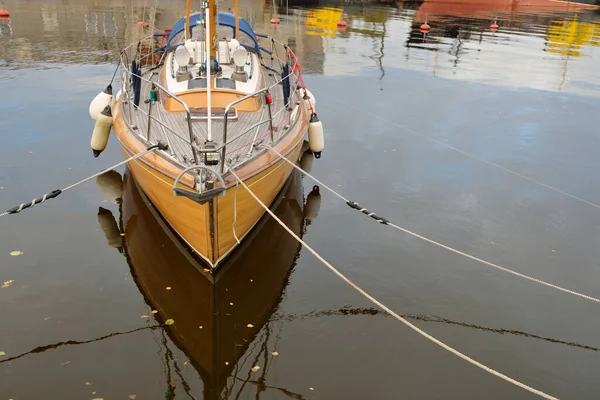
[
  {"x1": 546, "y1": 15, "x2": 600, "y2": 57},
  {"x1": 305, "y1": 7, "x2": 342, "y2": 37}
]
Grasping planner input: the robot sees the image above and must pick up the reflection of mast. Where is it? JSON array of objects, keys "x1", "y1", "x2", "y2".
[
  {"x1": 367, "y1": 17, "x2": 387, "y2": 90},
  {"x1": 559, "y1": 52, "x2": 569, "y2": 91},
  {"x1": 556, "y1": 17, "x2": 581, "y2": 92},
  {"x1": 378, "y1": 19, "x2": 386, "y2": 90}
]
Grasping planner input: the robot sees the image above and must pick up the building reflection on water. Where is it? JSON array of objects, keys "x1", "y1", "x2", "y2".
[{"x1": 2, "y1": 0, "x2": 599, "y2": 65}]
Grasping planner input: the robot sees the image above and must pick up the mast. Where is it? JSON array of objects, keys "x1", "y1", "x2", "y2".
[
  {"x1": 185, "y1": 0, "x2": 191, "y2": 41},
  {"x1": 210, "y1": 0, "x2": 217, "y2": 58},
  {"x1": 233, "y1": 0, "x2": 239, "y2": 39},
  {"x1": 205, "y1": 1, "x2": 213, "y2": 142}
]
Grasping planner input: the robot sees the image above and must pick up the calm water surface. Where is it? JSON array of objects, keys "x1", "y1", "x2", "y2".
[{"x1": 2, "y1": 0, "x2": 600, "y2": 399}]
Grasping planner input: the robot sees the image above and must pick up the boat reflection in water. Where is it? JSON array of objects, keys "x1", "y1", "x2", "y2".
[{"x1": 96, "y1": 147, "x2": 320, "y2": 399}]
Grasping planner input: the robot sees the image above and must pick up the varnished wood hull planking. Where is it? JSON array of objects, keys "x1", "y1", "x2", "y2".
[
  {"x1": 215, "y1": 140, "x2": 304, "y2": 262},
  {"x1": 112, "y1": 95, "x2": 308, "y2": 267}
]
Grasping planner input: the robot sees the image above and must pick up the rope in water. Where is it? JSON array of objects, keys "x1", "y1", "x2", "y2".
[
  {"x1": 0, "y1": 143, "x2": 167, "y2": 219},
  {"x1": 226, "y1": 165, "x2": 557, "y2": 400},
  {"x1": 263, "y1": 145, "x2": 600, "y2": 305}
]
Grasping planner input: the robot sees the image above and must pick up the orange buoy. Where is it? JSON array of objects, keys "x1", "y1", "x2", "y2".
[
  {"x1": 137, "y1": 21, "x2": 148, "y2": 28},
  {"x1": 420, "y1": 23, "x2": 430, "y2": 31},
  {"x1": 337, "y1": 20, "x2": 346, "y2": 27},
  {"x1": 270, "y1": 17, "x2": 280, "y2": 24},
  {"x1": 490, "y1": 23, "x2": 499, "y2": 31},
  {"x1": 0, "y1": 9, "x2": 9, "y2": 17}
]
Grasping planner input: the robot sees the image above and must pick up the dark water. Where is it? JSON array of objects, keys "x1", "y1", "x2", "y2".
[{"x1": 2, "y1": 0, "x2": 600, "y2": 399}]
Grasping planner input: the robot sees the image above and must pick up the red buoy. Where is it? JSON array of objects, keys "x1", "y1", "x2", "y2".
[
  {"x1": 337, "y1": 20, "x2": 346, "y2": 27},
  {"x1": 490, "y1": 23, "x2": 499, "y2": 31},
  {"x1": 270, "y1": 17, "x2": 280, "y2": 24},
  {"x1": 0, "y1": 10, "x2": 10, "y2": 17},
  {"x1": 137, "y1": 21, "x2": 148, "y2": 28},
  {"x1": 420, "y1": 23, "x2": 430, "y2": 31}
]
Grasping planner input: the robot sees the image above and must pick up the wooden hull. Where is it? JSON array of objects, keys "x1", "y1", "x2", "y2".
[
  {"x1": 112, "y1": 97, "x2": 307, "y2": 268},
  {"x1": 120, "y1": 167, "x2": 307, "y2": 400}
]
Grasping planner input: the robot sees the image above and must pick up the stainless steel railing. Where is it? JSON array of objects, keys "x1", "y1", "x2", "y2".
[{"x1": 116, "y1": 34, "x2": 305, "y2": 174}]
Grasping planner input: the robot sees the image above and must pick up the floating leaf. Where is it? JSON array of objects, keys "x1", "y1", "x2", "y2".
[
  {"x1": 166, "y1": 287, "x2": 172, "y2": 290},
  {"x1": 247, "y1": 324, "x2": 254, "y2": 328},
  {"x1": 92, "y1": 392, "x2": 96, "y2": 395},
  {"x1": 251, "y1": 365, "x2": 260, "y2": 372},
  {"x1": 2, "y1": 280, "x2": 14, "y2": 288},
  {"x1": 85, "y1": 382, "x2": 91, "y2": 386},
  {"x1": 165, "y1": 319, "x2": 175, "y2": 325},
  {"x1": 92, "y1": 398, "x2": 104, "y2": 400},
  {"x1": 151, "y1": 310, "x2": 158, "y2": 314},
  {"x1": 120, "y1": 233, "x2": 126, "y2": 237},
  {"x1": 229, "y1": 302, "x2": 233, "y2": 306},
  {"x1": 199, "y1": 325, "x2": 203, "y2": 329},
  {"x1": 0, "y1": 351, "x2": 6, "y2": 356},
  {"x1": 310, "y1": 387, "x2": 314, "y2": 391},
  {"x1": 272, "y1": 351, "x2": 279, "y2": 356},
  {"x1": 184, "y1": 361, "x2": 188, "y2": 365},
  {"x1": 129, "y1": 395, "x2": 137, "y2": 399},
  {"x1": 10, "y1": 251, "x2": 23, "y2": 256},
  {"x1": 225, "y1": 361, "x2": 229, "y2": 365}
]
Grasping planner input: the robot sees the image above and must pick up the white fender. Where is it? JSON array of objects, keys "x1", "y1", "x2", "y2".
[
  {"x1": 303, "y1": 89, "x2": 316, "y2": 112},
  {"x1": 307, "y1": 113, "x2": 324, "y2": 158},
  {"x1": 89, "y1": 85, "x2": 113, "y2": 120},
  {"x1": 91, "y1": 105, "x2": 113, "y2": 157}
]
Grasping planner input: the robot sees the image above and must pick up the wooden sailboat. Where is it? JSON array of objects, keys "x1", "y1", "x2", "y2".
[
  {"x1": 89, "y1": 0, "x2": 323, "y2": 269},
  {"x1": 95, "y1": 166, "x2": 320, "y2": 399}
]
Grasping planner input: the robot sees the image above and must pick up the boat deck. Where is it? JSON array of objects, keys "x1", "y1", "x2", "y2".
[{"x1": 121, "y1": 68, "x2": 298, "y2": 171}]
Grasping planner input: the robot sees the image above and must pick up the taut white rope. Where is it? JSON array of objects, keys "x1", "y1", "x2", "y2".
[
  {"x1": 263, "y1": 145, "x2": 600, "y2": 305},
  {"x1": 227, "y1": 166, "x2": 558, "y2": 400}
]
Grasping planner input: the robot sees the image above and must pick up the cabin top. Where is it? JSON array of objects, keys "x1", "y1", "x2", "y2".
[{"x1": 166, "y1": 12, "x2": 261, "y2": 55}]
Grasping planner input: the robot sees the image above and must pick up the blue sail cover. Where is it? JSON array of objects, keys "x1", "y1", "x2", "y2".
[{"x1": 166, "y1": 12, "x2": 260, "y2": 55}]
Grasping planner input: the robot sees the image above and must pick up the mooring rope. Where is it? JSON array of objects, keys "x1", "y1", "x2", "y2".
[
  {"x1": 226, "y1": 165, "x2": 557, "y2": 400},
  {"x1": 263, "y1": 145, "x2": 600, "y2": 305},
  {"x1": 0, "y1": 143, "x2": 167, "y2": 219}
]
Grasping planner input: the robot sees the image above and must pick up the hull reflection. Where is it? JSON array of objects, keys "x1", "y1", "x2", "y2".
[{"x1": 116, "y1": 151, "x2": 319, "y2": 399}]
